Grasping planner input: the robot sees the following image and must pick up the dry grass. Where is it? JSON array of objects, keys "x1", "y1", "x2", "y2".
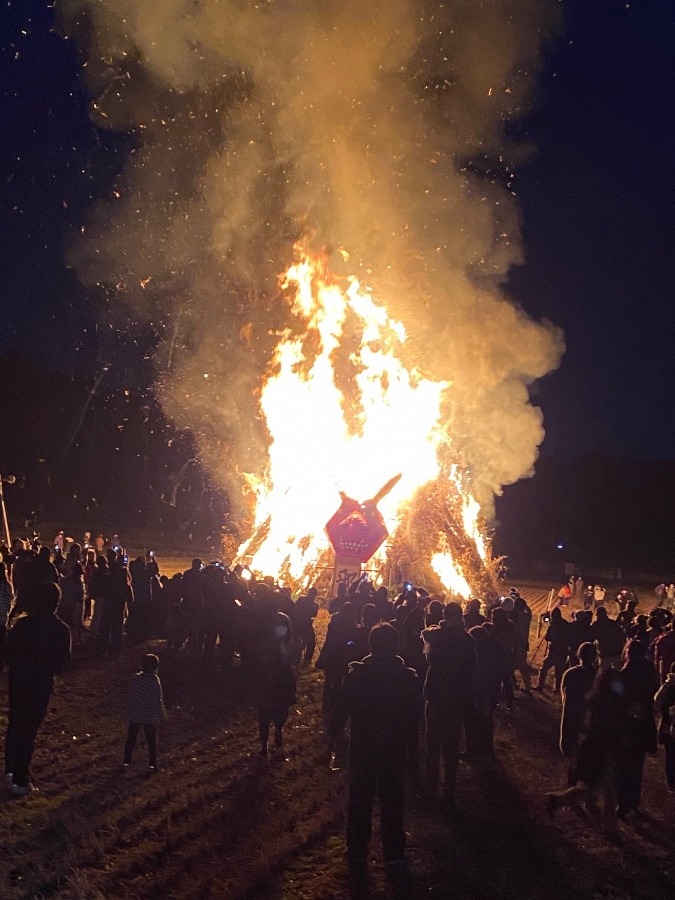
[{"x1": 0, "y1": 583, "x2": 673, "y2": 899}]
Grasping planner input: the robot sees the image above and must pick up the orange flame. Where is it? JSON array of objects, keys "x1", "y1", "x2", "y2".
[{"x1": 236, "y1": 250, "x2": 487, "y2": 595}]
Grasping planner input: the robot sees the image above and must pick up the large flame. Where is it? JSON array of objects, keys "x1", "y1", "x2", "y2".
[{"x1": 236, "y1": 250, "x2": 490, "y2": 597}]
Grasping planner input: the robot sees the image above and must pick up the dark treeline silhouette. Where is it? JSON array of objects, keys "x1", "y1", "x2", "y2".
[
  {"x1": 0, "y1": 354, "x2": 227, "y2": 546},
  {"x1": 495, "y1": 454, "x2": 675, "y2": 574}
]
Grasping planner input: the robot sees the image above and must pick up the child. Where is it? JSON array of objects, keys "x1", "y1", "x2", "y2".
[{"x1": 123, "y1": 654, "x2": 165, "y2": 771}]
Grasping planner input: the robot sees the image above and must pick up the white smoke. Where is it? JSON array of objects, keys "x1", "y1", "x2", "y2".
[{"x1": 58, "y1": 0, "x2": 564, "y2": 520}]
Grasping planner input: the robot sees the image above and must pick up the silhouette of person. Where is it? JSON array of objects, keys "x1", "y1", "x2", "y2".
[
  {"x1": 4, "y1": 581, "x2": 71, "y2": 794},
  {"x1": 331, "y1": 622, "x2": 422, "y2": 879}
]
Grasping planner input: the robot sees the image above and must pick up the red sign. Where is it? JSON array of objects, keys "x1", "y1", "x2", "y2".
[{"x1": 325, "y1": 494, "x2": 389, "y2": 564}]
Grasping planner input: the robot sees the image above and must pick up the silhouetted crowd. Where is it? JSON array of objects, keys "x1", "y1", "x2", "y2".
[{"x1": 1, "y1": 537, "x2": 674, "y2": 878}]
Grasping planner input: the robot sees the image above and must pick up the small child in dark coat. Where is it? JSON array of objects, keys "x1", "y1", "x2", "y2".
[{"x1": 123, "y1": 653, "x2": 166, "y2": 771}]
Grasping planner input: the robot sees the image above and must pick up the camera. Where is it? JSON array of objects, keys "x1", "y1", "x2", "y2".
[
  {"x1": 404, "y1": 581, "x2": 413, "y2": 591},
  {"x1": 541, "y1": 611, "x2": 552, "y2": 624}
]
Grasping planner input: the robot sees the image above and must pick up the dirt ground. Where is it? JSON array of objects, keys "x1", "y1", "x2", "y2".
[{"x1": 1, "y1": 582, "x2": 674, "y2": 899}]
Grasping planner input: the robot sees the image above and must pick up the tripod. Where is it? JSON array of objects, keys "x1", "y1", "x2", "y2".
[{"x1": 528, "y1": 632, "x2": 548, "y2": 668}]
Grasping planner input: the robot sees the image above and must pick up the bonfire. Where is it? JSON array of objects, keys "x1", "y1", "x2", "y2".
[{"x1": 234, "y1": 248, "x2": 500, "y2": 600}]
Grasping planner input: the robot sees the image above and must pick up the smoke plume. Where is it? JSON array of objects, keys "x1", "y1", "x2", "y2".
[{"x1": 58, "y1": 0, "x2": 564, "y2": 524}]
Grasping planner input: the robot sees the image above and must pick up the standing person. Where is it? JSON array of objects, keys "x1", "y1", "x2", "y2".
[
  {"x1": 316, "y1": 601, "x2": 358, "y2": 720},
  {"x1": 83, "y1": 549, "x2": 97, "y2": 620},
  {"x1": 58, "y1": 563, "x2": 85, "y2": 646},
  {"x1": 568, "y1": 610, "x2": 594, "y2": 666},
  {"x1": 654, "y1": 662, "x2": 675, "y2": 792},
  {"x1": 353, "y1": 604, "x2": 379, "y2": 662},
  {"x1": 490, "y1": 606, "x2": 519, "y2": 706},
  {"x1": 583, "y1": 585, "x2": 595, "y2": 611},
  {"x1": 512, "y1": 595, "x2": 533, "y2": 693},
  {"x1": 465, "y1": 624, "x2": 500, "y2": 758},
  {"x1": 29, "y1": 546, "x2": 60, "y2": 591},
  {"x1": 8, "y1": 543, "x2": 35, "y2": 618},
  {"x1": 0, "y1": 561, "x2": 13, "y2": 670},
  {"x1": 593, "y1": 584, "x2": 607, "y2": 609},
  {"x1": 181, "y1": 558, "x2": 205, "y2": 656},
  {"x1": 654, "y1": 624, "x2": 675, "y2": 683},
  {"x1": 256, "y1": 611, "x2": 297, "y2": 755},
  {"x1": 126, "y1": 559, "x2": 153, "y2": 646},
  {"x1": 88, "y1": 555, "x2": 110, "y2": 639},
  {"x1": 426, "y1": 599, "x2": 444, "y2": 627},
  {"x1": 99, "y1": 563, "x2": 133, "y2": 659},
  {"x1": 373, "y1": 585, "x2": 393, "y2": 622},
  {"x1": 400, "y1": 595, "x2": 428, "y2": 678},
  {"x1": 545, "y1": 668, "x2": 626, "y2": 835},
  {"x1": 62, "y1": 542, "x2": 83, "y2": 578},
  {"x1": 666, "y1": 583, "x2": 675, "y2": 611},
  {"x1": 615, "y1": 640, "x2": 658, "y2": 818},
  {"x1": 590, "y1": 607, "x2": 626, "y2": 671},
  {"x1": 559, "y1": 643, "x2": 598, "y2": 785},
  {"x1": 123, "y1": 653, "x2": 166, "y2": 771},
  {"x1": 129, "y1": 557, "x2": 151, "y2": 605},
  {"x1": 422, "y1": 602, "x2": 477, "y2": 809},
  {"x1": 557, "y1": 583, "x2": 571, "y2": 608},
  {"x1": 330, "y1": 622, "x2": 422, "y2": 879},
  {"x1": 536, "y1": 607, "x2": 571, "y2": 693},
  {"x1": 4, "y1": 582, "x2": 71, "y2": 795},
  {"x1": 463, "y1": 598, "x2": 485, "y2": 631},
  {"x1": 329, "y1": 581, "x2": 349, "y2": 615},
  {"x1": 617, "y1": 599, "x2": 638, "y2": 632},
  {"x1": 294, "y1": 586, "x2": 319, "y2": 666}
]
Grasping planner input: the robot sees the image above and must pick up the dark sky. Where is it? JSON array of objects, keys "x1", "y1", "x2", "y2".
[{"x1": 1, "y1": 0, "x2": 674, "y2": 461}]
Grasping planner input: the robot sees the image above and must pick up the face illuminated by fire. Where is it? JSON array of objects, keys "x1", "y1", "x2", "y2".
[{"x1": 236, "y1": 249, "x2": 489, "y2": 597}]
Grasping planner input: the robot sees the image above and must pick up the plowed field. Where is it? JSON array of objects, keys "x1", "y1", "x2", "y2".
[{"x1": 1, "y1": 582, "x2": 673, "y2": 899}]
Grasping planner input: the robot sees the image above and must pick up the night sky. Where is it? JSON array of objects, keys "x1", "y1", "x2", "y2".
[{"x1": 1, "y1": 0, "x2": 674, "y2": 465}]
